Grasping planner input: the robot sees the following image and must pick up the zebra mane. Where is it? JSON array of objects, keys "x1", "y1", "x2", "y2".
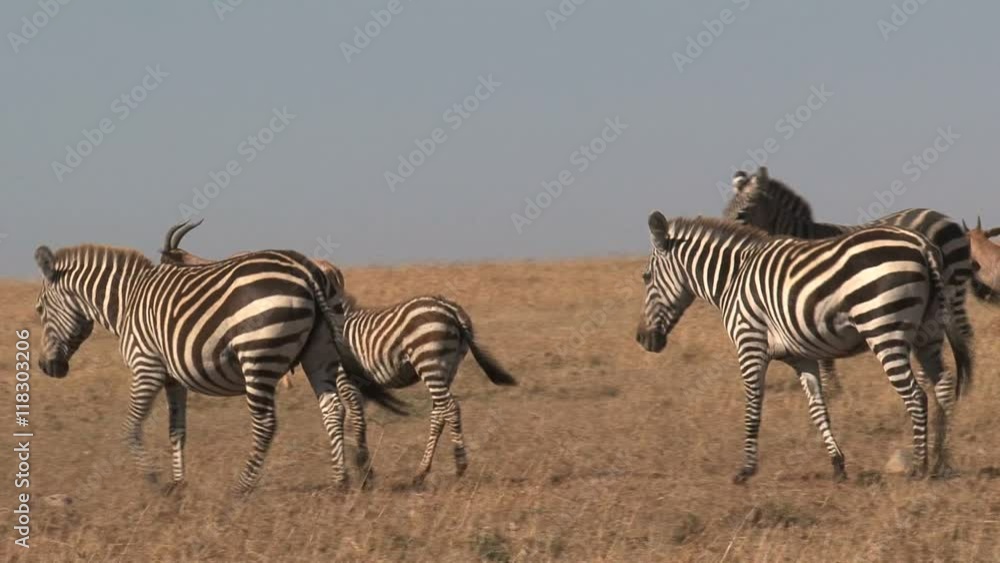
[
  {"x1": 52, "y1": 244, "x2": 154, "y2": 273},
  {"x1": 723, "y1": 173, "x2": 817, "y2": 224},
  {"x1": 668, "y1": 216, "x2": 774, "y2": 246}
]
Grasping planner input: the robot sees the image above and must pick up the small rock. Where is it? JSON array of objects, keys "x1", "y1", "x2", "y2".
[
  {"x1": 884, "y1": 449, "x2": 912, "y2": 475},
  {"x1": 43, "y1": 494, "x2": 73, "y2": 507}
]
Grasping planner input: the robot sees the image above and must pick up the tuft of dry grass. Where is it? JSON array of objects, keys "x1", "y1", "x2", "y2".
[{"x1": 2, "y1": 257, "x2": 1000, "y2": 561}]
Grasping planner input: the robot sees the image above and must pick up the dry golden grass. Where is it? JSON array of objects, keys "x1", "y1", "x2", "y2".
[{"x1": 2, "y1": 257, "x2": 1000, "y2": 562}]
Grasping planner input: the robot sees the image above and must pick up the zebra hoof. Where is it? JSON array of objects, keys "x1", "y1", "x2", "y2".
[
  {"x1": 732, "y1": 467, "x2": 756, "y2": 484},
  {"x1": 907, "y1": 466, "x2": 928, "y2": 481},
  {"x1": 162, "y1": 481, "x2": 187, "y2": 496},
  {"x1": 455, "y1": 463, "x2": 468, "y2": 478},
  {"x1": 144, "y1": 472, "x2": 160, "y2": 485},
  {"x1": 931, "y1": 462, "x2": 958, "y2": 480},
  {"x1": 832, "y1": 455, "x2": 848, "y2": 482},
  {"x1": 360, "y1": 473, "x2": 376, "y2": 491},
  {"x1": 412, "y1": 473, "x2": 428, "y2": 487},
  {"x1": 354, "y1": 451, "x2": 371, "y2": 471}
]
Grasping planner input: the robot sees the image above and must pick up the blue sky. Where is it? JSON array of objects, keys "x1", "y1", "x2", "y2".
[{"x1": 2, "y1": 1, "x2": 997, "y2": 276}]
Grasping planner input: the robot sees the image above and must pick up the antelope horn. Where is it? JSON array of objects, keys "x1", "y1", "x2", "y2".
[
  {"x1": 164, "y1": 219, "x2": 204, "y2": 252},
  {"x1": 977, "y1": 216, "x2": 982, "y2": 231},
  {"x1": 962, "y1": 219, "x2": 969, "y2": 232}
]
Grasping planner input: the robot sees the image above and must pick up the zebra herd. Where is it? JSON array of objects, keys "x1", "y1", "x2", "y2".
[
  {"x1": 34, "y1": 224, "x2": 517, "y2": 494},
  {"x1": 32, "y1": 165, "x2": 996, "y2": 494}
]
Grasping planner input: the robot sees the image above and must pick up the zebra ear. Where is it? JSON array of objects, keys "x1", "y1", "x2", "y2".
[
  {"x1": 35, "y1": 246, "x2": 58, "y2": 282},
  {"x1": 732, "y1": 171, "x2": 749, "y2": 192},
  {"x1": 748, "y1": 167, "x2": 769, "y2": 188},
  {"x1": 648, "y1": 211, "x2": 670, "y2": 249}
]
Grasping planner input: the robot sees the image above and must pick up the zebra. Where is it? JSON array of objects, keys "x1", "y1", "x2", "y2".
[
  {"x1": 33, "y1": 241, "x2": 406, "y2": 494},
  {"x1": 159, "y1": 220, "x2": 519, "y2": 484},
  {"x1": 635, "y1": 212, "x2": 969, "y2": 482},
  {"x1": 723, "y1": 167, "x2": 974, "y2": 397}
]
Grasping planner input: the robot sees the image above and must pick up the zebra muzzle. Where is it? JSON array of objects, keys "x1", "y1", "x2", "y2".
[
  {"x1": 636, "y1": 329, "x2": 667, "y2": 353},
  {"x1": 39, "y1": 357, "x2": 69, "y2": 378}
]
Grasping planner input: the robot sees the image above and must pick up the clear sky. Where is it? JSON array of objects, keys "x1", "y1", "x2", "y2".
[{"x1": 2, "y1": 1, "x2": 997, "y2": 277}]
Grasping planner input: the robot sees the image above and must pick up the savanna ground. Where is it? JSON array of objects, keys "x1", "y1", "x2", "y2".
[{"x1": 2, "y1": 258, "x2": 1000, "y2": 562}]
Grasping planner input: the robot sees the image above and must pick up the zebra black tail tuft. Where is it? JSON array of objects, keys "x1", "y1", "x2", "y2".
[
  {"x1": 439, "y1": 298, "x2": 518, "y2": 386},
  {"x1": 468, "y1": 340, "x2": 518, "y2": 386}
]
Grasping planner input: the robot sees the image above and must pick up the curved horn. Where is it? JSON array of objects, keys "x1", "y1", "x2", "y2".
[{"x1": 163, "y1": 219, "x2": 204, "y2": 252}]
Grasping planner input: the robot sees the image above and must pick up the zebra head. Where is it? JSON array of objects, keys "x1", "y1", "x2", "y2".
[
  {"x1": 723, "y1": 166, "x2": 771, "y2": 226},
  {"x1": 636, "y1": 211, "x2": 696, "y2": 353},
  {"x1": 34, "y1": 246, "x2": 95, "y2": 378}
]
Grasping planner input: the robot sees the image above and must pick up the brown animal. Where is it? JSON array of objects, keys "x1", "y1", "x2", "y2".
[{"x1": 963, "y1": 217, "x2": 1000, "y2": 301}]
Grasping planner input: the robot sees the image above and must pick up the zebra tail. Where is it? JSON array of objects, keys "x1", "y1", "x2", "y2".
[
  {"x1": 307, "y1": 272, "x2": 410, "y2": 416},
  {"x1": 440, "y1": 298, "x2": 518, "y2": 386},
  {"x1": 925, "y1": 247, "x2": 973, "y2": 398}
]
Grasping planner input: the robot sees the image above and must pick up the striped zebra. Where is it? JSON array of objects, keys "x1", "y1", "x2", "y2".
[
  {"x1": 160, "y1": 221, "x2": 518, "y2": 484},
  {"x1": 33, "y1": 241, "x2": 406, "y2": 494},
  {"x1": 635, "y1": 212, "x2": 969, "y2": 482},
  {"x1": 724, "y1": 167, "x2": 974, "y2": 395}
]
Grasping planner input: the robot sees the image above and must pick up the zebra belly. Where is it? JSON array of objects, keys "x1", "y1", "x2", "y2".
[
  {"x1": 766, "y1": 314, "x2": 865, "y2": 360},
  {"x1": 165, "y1": 351, "x2": 253, "y2": 396}
]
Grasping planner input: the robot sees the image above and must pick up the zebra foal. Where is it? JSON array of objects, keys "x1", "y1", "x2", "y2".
[
  {"x1": 34, "y1": 241, "x2": 403, "y2": 493},
  {"x1": 160, "y1": 221, "x2": 518, "y2": 484},
  {"x1": 724, "y1": 167, "x2": 974, "y2": 397},
  {"x1": 636, "y1": 213, "x2": 968, "y2": 482}
]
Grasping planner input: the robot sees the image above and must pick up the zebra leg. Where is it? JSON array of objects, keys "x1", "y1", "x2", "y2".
[
  {"x1": 443, "y1": 397, "x2": 468, "y2": 477},
  {"x1": 334, "y1": 366, "x2": 374, "y2": 488},
  {"x1": 733, "y1": 351, "x2": 769, "y2": 484},
  {"x1": 297, "y1": 326, "x2": 353, "y2": 489},
  {"x1": 414, "y1": 403, "x2": 446, "y2": 485},
  {"x1": 122, "y1": 371, "x2": 167, "y2": 484},
  {"x1": 914, "y1": 343, "x2": 957, "y2": 478},
  {"x1": 818, "y1": 359, "x2": 842, "y2": 397},
  {"x1": 785, "y1": 358, "x2": 846, "y2": 481},
  {"x1": 867, "y1": 336, "x2": 929, "y2": 478},
  {"x1": 235, "y1": 377, "x2": 279, "y2": 494},
  {"x1": 318, "y1": 389, "x2": 349, "y2": 488},
  {"x1": 164, "y1": 379, "x2": 188, "y2": 490},
  {"x1": 414, "y1": 365, "x2": 464, "y2": 483}
]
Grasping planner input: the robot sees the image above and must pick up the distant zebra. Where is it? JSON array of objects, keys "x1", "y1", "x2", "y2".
[
  {"x1": 34, "y1": 242, "x2": 405, "y2": 493},
  {"x1": 160, "y1": 221, "x2": 518, "y2": 484},
  {"x1": 724, "y1": 167, "x2": 974, "y2": 396},
  {"x1": 636, "y1": 213, "x2": 969, "y2": 482}
]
